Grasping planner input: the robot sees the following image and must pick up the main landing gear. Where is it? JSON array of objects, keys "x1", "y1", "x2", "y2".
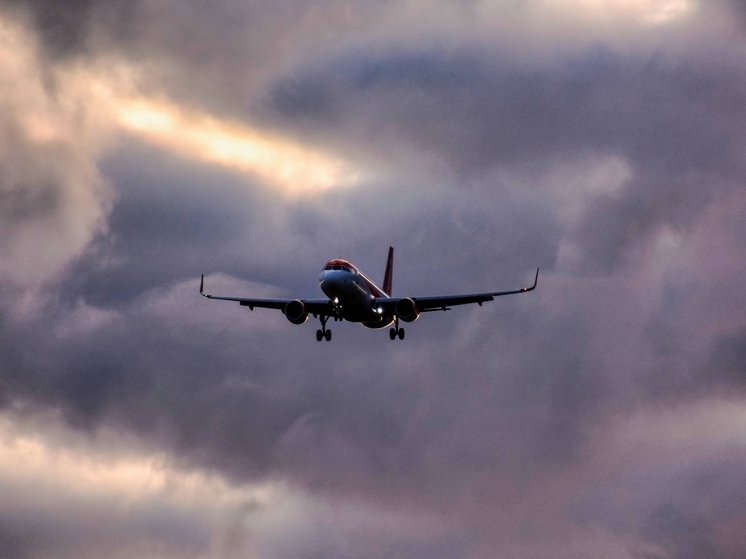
[
  {"x1": 389, "y1": 317, "x2": 405, "y2": 341},
  {"x1": 316, "y1": 315, "x2": 331, "y2": 342}
]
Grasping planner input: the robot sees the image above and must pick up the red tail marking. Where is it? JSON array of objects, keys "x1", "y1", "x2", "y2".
[{"x1": 382, "y1": 246, "x2": 394, "y2": 296}]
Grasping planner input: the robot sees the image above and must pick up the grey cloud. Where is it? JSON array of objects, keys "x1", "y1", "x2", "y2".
[
  {"x1": 0, "y1": 166, "x2": 561, "y2": 493},
  {"x1": 723, "y1": 0, "x2": 746, "y2": 29},
  {"x1": 2, "y1": 0, "x2": 137, "y2": 56},
  {"x1": 646, "y1": 504, "x2": 719, "y2": 559},
  {"x1": 2, "y1": 122, "x2": 740, "y2": 556},
  {"x1": 0, "y1": 415, "x2": 221, "y2": 559},
  {"x1": 3, "y1": 2, "x2": 746, "y2": 558},
  {"x1": 0, "y1": 502, "x2": 209, "y2": 559},
  {"x1": 712, "y1": 331, "x2": 746, "y2": 389},
  {"x1": 639, "y1": 461, "x2": 746, "y2": 559},
  {"x1": 572, "y1": 168, "x2": 718, "y2": 274},
  {"x1": 266, "y1": 49, "x2": 745, "y2": 171},
  {"x1": 263, "y1": 49, "x2": 746, "y2": 278},
  {"x1": 5, "y1": 286, "x2": 581, "y2": 503},
  {"x1": 68, "y1": 0, "x2": 398, "y2": 120},
  {"x1": 0, "y1": 12, "x2": 113, "y2": 288},
  {"x1": 63, "y1": 141, "x2": 262, "y2": 306},
  {"x1": 64, "y1": 136, "x2": 556, "y2": 310},
  {"x1": 0, "y1": 128, "x2": 111, "y2": 285}
]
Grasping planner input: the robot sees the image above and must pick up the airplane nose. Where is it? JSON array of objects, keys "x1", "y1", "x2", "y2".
[{"x1": 320, "y1": 270, "x2": 345, "y2": 295}]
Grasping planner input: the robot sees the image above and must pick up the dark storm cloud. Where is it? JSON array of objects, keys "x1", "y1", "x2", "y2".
[
  {"x1": 2, "y1": 39, "x2": 740, "y2": 537},
  {"x1": 572, "y1": 167, "x2": 721, "y2": 273},
  {"x1": 0, "y1": 285, "x2": 425, "y2": 482},
  {"x1": 61, "y1": 141, "x2": 263, "y2": 306},
  {"x1": 63, "y1": 134, "x2": 556, "y2": 312},
  {"x1": 0, "y1": 287, "x2": 594, "y2": 559},
  {"x1": 3, "y1": 1, "x2": 746, "y2": 557},
  {"x1": 264, "y1": 47, "x2": 746, "y2": 275},
  {"x1": 266, "y1": 49, "x2": 745, "y2": 172},
  {"x1": 2, "y1": 0, "x2": 136, "y2": 56},
  {"x1": 0, "y1": 130, "x2": 559, "y2": 495}
]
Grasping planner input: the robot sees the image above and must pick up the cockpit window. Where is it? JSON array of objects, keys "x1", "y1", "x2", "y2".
[{"x1": 323, "y1": 263, "x2": 355, "y2": 272}]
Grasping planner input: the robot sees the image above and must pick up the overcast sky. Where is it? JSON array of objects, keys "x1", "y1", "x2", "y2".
[{"x1": 1, "y1": 1, "x2": 746, "y2": 557}]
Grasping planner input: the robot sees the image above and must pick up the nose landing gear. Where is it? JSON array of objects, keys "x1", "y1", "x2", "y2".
[{"x1": 316, "y1": 315, "x2": 332, "y2": 342}]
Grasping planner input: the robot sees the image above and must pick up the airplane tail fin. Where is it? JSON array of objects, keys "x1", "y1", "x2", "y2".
[{"x1": 382, "y1": 246, "x2": 394, "y2": 296}]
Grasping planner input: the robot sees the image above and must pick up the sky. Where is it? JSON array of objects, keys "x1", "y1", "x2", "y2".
[{"x1": 1, "y1": 0, "x2": 746, "y2": 557}]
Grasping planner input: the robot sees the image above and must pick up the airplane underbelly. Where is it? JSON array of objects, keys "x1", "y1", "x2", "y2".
[
  {"x1": 339, "y1": 283, "x2": 394, "y2": 327},
  {"x1": 322, "y1": 275, "x2": 374, "y2": 322},
  {"x1": 340, "y1": 281, "x2": 374, "y2": 322},
  {"x1": 361, "y1": 316, "x2": 395, "y2": 329}
]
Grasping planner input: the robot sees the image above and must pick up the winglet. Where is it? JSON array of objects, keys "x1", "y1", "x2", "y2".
[
  {"x1": 522, "y1": 268, "x2": 539, "y2": 292},
  {"x1": 382, "y1": 246, "x2": 394, "y2": 296},
  {"x1": 200, "y1": 274, "x2": 208, "y2": 297}
]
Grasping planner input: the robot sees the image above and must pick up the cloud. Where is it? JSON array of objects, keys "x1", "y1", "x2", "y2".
[
  {"x1": 0, "y1": 407, "x2": 290, "y2": 559},
  {"x1": 2, "y1": 0, "x2": 746, "y2": 557},
  {"x1": 0, "y1": 16, "x2": 112, "y2": 289},
  {"x1": 538, "y1": 0, "x2": 695, "y2": 25},
  {"x1": 0, "y1": 5, "x2": 364, "y2": 302},
  {"x1": 267, "y1": 47, "x2": 746, "y2": 175},
  {"x1": 113, "y1": 96, "x2": 360, "y2": 196},
  {"x1": 2, "y1": 0, "x2": 136, "y2": 56}
]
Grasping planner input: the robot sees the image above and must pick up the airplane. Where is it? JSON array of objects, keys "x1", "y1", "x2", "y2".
[{"x1": 200, "y1": 247, "x2": 538, "y2": 341}]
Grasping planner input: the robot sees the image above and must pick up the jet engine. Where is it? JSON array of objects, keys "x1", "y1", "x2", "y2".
[
  {"x1": 395, "y1": 297, "x2": 420, "y2": 322},
  {"x1": 284, "y1": 300, "x2": 308, "y2": 324}
]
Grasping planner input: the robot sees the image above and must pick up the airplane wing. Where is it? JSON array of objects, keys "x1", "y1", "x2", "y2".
[
  {"x1": 374, "y1": 268, "x2": 539, "y2": 313},
  {"x1": 199, "y1": 275, "x2": 333, "y2": 315}
]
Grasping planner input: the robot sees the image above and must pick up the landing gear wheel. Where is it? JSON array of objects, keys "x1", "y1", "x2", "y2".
[
  {"x1": 389, "y1": 328, "x2": 396, "y2": 340},
  {"x1": 316, "y1": 315, "x2": 331, "y2": 341},
  {"x1": 398, "y1": 328, "x2": 405, "y2": 340}
]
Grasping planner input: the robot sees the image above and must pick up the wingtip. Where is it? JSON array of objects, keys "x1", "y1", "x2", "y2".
[
  {"x1": 521, "y1": 268, "x2": 539, "y2": 292},
  {"x1": 200, "y1": 274, "x2": 204, "y2": 294}
]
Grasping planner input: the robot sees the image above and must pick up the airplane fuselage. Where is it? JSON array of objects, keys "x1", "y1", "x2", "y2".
[{"x1": 318, "y1": 259, "x2": 394, "y2": 328}]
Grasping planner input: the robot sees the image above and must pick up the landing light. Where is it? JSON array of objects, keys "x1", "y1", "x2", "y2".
[
  {"x1": 334, "y1": 298, "x2": 339, "y2": 304},
  {"x1": 377, "y1": 307, "x2": 383, "y2": 314}
]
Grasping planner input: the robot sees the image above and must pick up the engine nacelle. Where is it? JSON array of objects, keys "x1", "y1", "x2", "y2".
[
  {"x1": 395, "y1": 297, "x2": 420, "y2": 323},
  {"x1": 284, "y1": 300, "x2": 308, "y2": 324}
]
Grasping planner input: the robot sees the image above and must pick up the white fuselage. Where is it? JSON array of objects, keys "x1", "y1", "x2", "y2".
[{"x1": 318, "y1": 264, "x2": 394, "y2": 328}]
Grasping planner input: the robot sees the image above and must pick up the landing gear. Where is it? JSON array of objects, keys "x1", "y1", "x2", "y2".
[
  {"x1": 316, "y1": 315, "x2": 332, "y2": 342},
  {"x1": 389, "y1": 317, "x2": 405, "y2": 340}
]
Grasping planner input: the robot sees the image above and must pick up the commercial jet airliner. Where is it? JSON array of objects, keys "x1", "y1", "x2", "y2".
[{"x1": 200, "y1": 247, "x2": 538, "y2": 341}]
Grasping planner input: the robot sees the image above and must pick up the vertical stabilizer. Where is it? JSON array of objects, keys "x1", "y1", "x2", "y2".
[{"x1": 382, "y1": 246, "x2": 394, "y2": 296}]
